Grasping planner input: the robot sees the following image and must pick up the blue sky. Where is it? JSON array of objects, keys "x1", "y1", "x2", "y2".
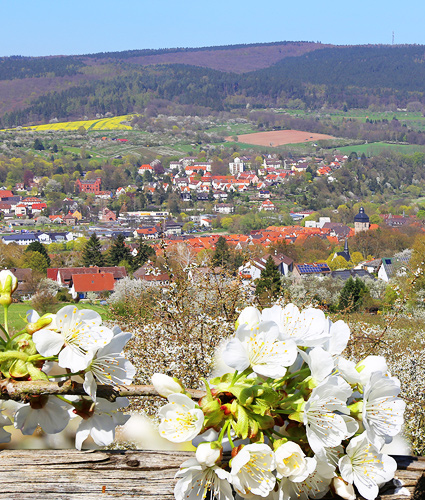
[{"x1": 1, "y1": 0, "x2": 423, "y2": 57}]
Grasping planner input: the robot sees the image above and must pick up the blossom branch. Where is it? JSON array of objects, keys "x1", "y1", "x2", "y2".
[{"x1": 0, "y1": 380, "x2": 206, "y2": 402}]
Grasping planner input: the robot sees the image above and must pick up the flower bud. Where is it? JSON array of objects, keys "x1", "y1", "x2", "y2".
[
  {"x1": 199, "y1": 397, "x2": 225, "y2": 428},
  {"x1": 0, "y1": 270, "x2": 18, "y2": 307},
  {"x1": 195, "y1": 442, "x2": 222, "y2": 467},
  {"x1": 332, "y1": 477, "x2": 356, "y2": 500},
  {"x1": 151, "y1": 373, "x2": 183, "y2": 398},
  {"x1": 231, "y1": 444, "x2": 244, "y2": 458},
  {"x1": 26, "y1": 314, "x2": 55, "y2": 335}
]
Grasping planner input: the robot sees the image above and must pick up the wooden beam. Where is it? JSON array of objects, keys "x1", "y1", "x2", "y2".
[{"x1": 0, "y1": 450, "x2": 421, "y2": 500}]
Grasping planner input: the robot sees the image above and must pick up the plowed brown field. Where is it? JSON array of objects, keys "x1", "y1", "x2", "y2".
[{"x1": 229, "y1": 130, "x2": 334, "y2": 146}]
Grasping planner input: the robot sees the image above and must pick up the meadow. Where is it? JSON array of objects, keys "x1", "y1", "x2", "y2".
[
  {"x1": 336, "y1": 141, "x2": 425, "y2": 155},
  {"x1": 6, "y1": 302, "x2": 109, "y2": 334}
]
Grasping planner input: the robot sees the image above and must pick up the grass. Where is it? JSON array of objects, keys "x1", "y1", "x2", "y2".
[
  {"x1": 5, "y1": 302, "x2": 110, "y2": 334},
  {"x1": 335, "y1": 142, "x2": 425, "y2": 155}
]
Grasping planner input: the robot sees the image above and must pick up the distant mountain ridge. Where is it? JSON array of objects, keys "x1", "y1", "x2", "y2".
[
  {"x1": 79, "y1": 41, "x2": 332, "y2": 74},
  {"x1": 2, "y1": 41, "x2": 425, "y2": 127}
]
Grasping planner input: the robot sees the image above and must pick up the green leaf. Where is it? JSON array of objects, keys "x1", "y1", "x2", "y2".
[
  {"x1": 26, "y1": 362, "x2": 49, "y2": 381},
  {"x1": 234, "y1": 404, "x2": 249, "y2": 439},
  {"x1": 210, "y1": 373, "x2": 234, "y2": 386},
  {"x1": 239, "y1": 385, "x2": 279, "y2": 407}
]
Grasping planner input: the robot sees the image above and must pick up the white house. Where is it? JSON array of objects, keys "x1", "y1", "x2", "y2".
[
  {"x1": 239, "y1": 253, "x2": 294, "y2": 282},
  {"x1": 229, "y1": 157, "x2": 245, "y2": 176}
]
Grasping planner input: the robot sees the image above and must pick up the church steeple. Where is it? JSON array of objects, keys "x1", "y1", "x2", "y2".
[{"x1": 354, "y1": 207, "x2": 370, "y2": 234}]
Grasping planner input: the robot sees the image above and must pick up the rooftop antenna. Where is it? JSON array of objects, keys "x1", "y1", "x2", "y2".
[{"x1": 392, "y1": 31, "x2": 395, "y2": 45}]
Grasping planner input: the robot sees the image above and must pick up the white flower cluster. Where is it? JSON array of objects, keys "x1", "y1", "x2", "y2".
[
  {"x1": 346, "y1": 316, "x2": 425, "y2": 455},
  {"x1": 0, "y1": 275, "x2": 135, "y2": 451},
  {"x1": 154, "y1": 303, "x2": 405, "y2": 500}
]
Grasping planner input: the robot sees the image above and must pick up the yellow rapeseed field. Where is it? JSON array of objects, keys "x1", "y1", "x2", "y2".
[{"x1": 22, "y1": 115, "x2": 133, "y2": 131}]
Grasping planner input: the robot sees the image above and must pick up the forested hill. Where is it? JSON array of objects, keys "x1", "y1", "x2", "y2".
[
  {"x1": 257, "y1": 45, "x2": 425, "y2": 92},
  {"x1": 3, "y1": 42, "x2": 425, "y2": 126}
]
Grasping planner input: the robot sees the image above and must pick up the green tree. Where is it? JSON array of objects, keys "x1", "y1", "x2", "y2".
[
  {"x1": 338, "y1": 277, "x2": 368, "y2": 312},
  {"x1": 21, "y1": 251, "x2": 49, "y2": 275},
  {"x1": 82, "y1": 233, "x2": 104, "y2": 267},
  {"x1": 132, "y1": 239, "x2": 155, "y2": 270},
  {"x1": 26, "y1": 241, "x2": 51, "y2": 267},
  {"x1": 255, "y1": 256, "x2": 282, "y2": 300},
  {"x1": 167, "y1": 193, "x2": 181, "y2": 214},
  {"x1": 326, "y1": 255, "x2": 350, "y2": 271},
  {"x1": 143, "y1": 170, "x2": 153, "y2": 183},
  {"x1": 107, "y1": 234, "x2": 133, "y2": 267},
  {"x1": 33, "y1": 138, "x2": 45, "y2": 151},
  {"x1": 212, "y1": 236, "x2": 230, "y2": 268}
]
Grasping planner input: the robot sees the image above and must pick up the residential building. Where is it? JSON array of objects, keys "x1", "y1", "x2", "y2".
[
  {"x1": 48, "y1": 266, "x2": 127, "y2": 288},
  {"x1": 75, "y1": 178, "x2": 102, "y2": 194},
  {"x1": 377, "y1": 254, "x2": 411, "y2": 282},
  {"x1": 100, "y1": 208, "x2": 117, "y2": 222},
  {"x1": 214, "y1": 203, "x2": 234, "y2": 214},
  {"x1": 292, "y1": 263, "x2": 331, "y2": 280},
  {"x1": 239, "y1": 253, "x2": 294, "y2": 281},
  {"x1": 229, "y1": 157, "x2": 245, "y2": 176},
  {"x1": 70, "y1": 272, "x2": 115, "y2": 299},
  {"x1": 259, "y1": 200, "x2": 275, "y2": 211}
]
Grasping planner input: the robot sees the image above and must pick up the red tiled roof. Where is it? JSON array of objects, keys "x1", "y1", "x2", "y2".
[
  {"x1": 51, "y1": 266, "x2": 127, "y2": 283},
  {"x1": 73, "y1": 273, "x2": 115, "y2": 293},
  {"x1": 136, "y1": 227, "x2": 158, "y2": 235}
]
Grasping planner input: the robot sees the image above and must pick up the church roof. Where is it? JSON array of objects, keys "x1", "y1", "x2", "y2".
[{"x1": 354, "y1": 207, "x2": 370, "y2": 223}]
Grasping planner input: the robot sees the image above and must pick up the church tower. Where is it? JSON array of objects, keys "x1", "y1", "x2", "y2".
[{"x1": 354, "y1": 207, "x2": 370, "y2": 234}]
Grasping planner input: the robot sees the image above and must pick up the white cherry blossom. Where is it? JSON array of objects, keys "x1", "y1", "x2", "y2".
[
  {"x1": 72, "y1": 396, "x2": 130, "y2": 450},
  {"x1": 362, "y1": 371, "x2": 406, "y2": 449},
  {"x1": 339, "y1": 355, "x2": 390, "y2": 387},
  {"x1": 303, "y1": 376, "x2": 358, "y2": 453},
  {"x1": 33, "y1": 305, "x2": 113, "y2": 371},
  {"x1": 175, "y1": 458, "x2": 233, "y2": 500},
  {"x1": 230, "y1": 443, "x2": 276, "y2": 498},
  {"x1": 14, "y1": 395, "x2": 70, "y2": 435},
  {"x1": 277, "y1": 459, "x2": 334, "y2": 500},
  {"x1": 275, "y1": 441, "x2": 316, "y2": 482},
  {"x1": 262, "y1": 303, "x2": 330, "y2": 347},
  {"x1": 322, "y1": 319, "x2": 351, "y2": 356},
  {"x1": 339, "y1": 432, "x2": 397, "y2": 500},
  {"x1": 300, "y1": 347, "x2": 335, "y2": 385},
  {"x1": 222, "y1": 322, "x2": 297, "y2": 378},
  {"x1": 236, "y1": 306, "x2": 261, "y2": 329},
  {"x1": 332, "y1": 477, "x2": 356, "y2": 500},
  {"x1": 0, "y1": 408, "x2": 11, "y2": 443},
  {"x1": 356, "y1": 356, "x2": 389, "y2": 386},
  {"x1": 83, "y1": 332, "x2": 136, "y2": 401},
  {"x1": 158, "y1": 393, "x2": 204, "y2": 443}
]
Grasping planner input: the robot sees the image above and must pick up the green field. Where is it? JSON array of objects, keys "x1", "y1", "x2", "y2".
[
  {"x1": 335, "y1": 142, "x2": 425, "y2": 155},
  {"x1": 5, "y1": 302, "x2": 110, "y2": 334}
]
